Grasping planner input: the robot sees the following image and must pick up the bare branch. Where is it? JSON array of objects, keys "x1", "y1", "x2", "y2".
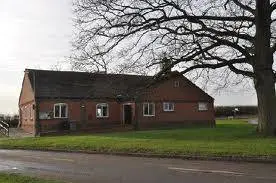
[
  {"x1": 271, "y1": 2, "x2": 276, "y2": 12},
  {"x1": 271, "y1": 43, "x2": 276, "y2": 53},
  {"x1": 180, "y1": 57, "x2": 254, "y2": 78},
  {"x1": 231, "y1": 0, "x2": 255, "y2": 14}
]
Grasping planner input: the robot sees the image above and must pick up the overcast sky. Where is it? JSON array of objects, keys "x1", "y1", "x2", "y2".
[{"x1": 0, "y1": 0, "x2": 257, "y2": 114}]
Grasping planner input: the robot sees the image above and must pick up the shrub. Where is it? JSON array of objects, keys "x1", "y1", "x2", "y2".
[
  {"x1": 0, "y1": 114, "x2": 19, "y2": 127},
  {"x1": 215, "y1": 106, "x2": 258, "y2": 117}
]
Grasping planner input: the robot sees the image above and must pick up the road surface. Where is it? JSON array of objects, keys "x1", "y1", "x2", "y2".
[{"x1": 0, "y1": 150, "x2": 275, "y2": 183}]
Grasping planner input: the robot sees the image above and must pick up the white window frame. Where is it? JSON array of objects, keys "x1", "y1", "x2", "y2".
[
  {"x1": 54, "y1": 103, "x2": 68, "y2": 118},
  {"x1": 163, "y1": 102, "x2": 174, "y2": 112},
  {"x1": 198, "y1": 102, "x2": 208, "y2": 111},
  {"x1": 174, "y1": 81, "x2": 180, "y2": 87},
  {"x1": 96, "y1": 103, "x2": 109, "y2": 118},
  {"x1": 143, "y1": 103, "x2": 155, "y2": 116}
]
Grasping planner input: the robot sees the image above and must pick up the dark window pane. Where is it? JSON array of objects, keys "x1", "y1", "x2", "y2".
[
  {"x1": 102, "y1": 106, "x2": 107, "y2": 116},
  {"x1": 144, "y1": 104, "x2": 149, "y2": 115},
  {"x1": 169, "y1": 103, "x2": 174, "y2": 110},
  {"x1": 61, "y1": 105, "x2": 67, "y2": 117},
  {"x1": 149, "y1": 104, "x2": 153, "y2": 115},
  {"x1": 54, "y1": 105, "x2": 60, "y2": 118}
]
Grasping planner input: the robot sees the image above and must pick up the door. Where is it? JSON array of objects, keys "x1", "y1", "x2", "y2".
[
  {"x1": 124, "y1": 105, "x2": 132, "y2": 125},
  {"x1": 80, "y1": 102, "x2": 87, "y2": 128}
]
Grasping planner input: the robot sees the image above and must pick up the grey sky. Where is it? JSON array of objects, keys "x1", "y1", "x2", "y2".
[{"x1": 0, "y1": 0, "x2": 257, "y2": 114}]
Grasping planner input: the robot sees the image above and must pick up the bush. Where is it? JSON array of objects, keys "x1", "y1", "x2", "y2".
[
  {"x1": 0, "y1": 114, "x2": 19, "y2": 127},
  {"x1": 9, "y1": 118, "x2": 19, "y2": 127},
  {"x1": 215, "y1": 106, "x2": 258, "y2": 117}
]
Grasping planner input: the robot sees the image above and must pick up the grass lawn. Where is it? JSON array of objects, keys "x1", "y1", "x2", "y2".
[
  {"x1": 0, "y1": 173, "x2": 63, "y2": 183},
  {"x1": 0, "y1": 119, "x2": 275, "y2": 158}
]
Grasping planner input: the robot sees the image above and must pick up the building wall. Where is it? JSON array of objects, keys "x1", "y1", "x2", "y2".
[
  {"x1": 140, "y1": 75, "x2": 212, "y2": 101},
  {"x1": 19, "y1": 102, "x2": 36, "y2": 133},
  {"x1": 136, "y1": 76, "x2": 215, "y2": 128},
  {"x1": 18, "y1": 72, "x2": 36, "y2": 133},
  {"x1": 38, "y1": 99, "x2": 124, "y2": 133},
  {"x1": 21, "y1": 75, "x2": 214, "y2": 134}
]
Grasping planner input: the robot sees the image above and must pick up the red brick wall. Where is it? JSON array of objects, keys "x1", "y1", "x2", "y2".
[
  {"x1": 31, "y1": 75, "x2": 214, "y2": 133},
  {"x1": 38, "y1": 100, "x2": 124, "y2": 132},
  {"x1": 136, "y1": 76, "x2": 215, "y2": 128},
  {"x1": 19, "y1": 72, "x2": 35, "y2": 105},
  {"x1": 18, "y1": 72, "x2": 35, "y2": 133},
  {"x1": 140, "y1": 76, "x2": 212, "y2": 101},
  {"x1": 19, "y1": 102, "x2": 36, "y2": 133}
]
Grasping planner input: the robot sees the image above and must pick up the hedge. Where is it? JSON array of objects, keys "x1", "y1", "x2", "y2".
[{"x1": 215, "y1": 106, "x2": 258, "y2": 117}]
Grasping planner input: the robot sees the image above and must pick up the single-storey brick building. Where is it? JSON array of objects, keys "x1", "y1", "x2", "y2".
[{"x1": 18, "y1": 69, "x2": 215, "y2": 135}]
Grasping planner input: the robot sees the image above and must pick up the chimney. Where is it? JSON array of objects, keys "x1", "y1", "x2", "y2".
[
  {"x1": 160, "y1": 57, "x2": 172, "y2": 74},
  {"x1": 95, "y1": 71, "x2": 107, "y2": 74}
]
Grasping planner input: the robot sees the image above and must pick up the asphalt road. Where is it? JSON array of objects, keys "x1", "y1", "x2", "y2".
[{"x1": 0, "y1": 150, "x2": 276, "y2": 183}]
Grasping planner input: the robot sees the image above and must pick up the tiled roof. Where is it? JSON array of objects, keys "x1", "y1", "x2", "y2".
[
  {"x1": 25, "y1": 69, "x2": 213, "y2": 101},
  {"x1": 26, "y1": 69, "x2": 153, "y2": 100}
]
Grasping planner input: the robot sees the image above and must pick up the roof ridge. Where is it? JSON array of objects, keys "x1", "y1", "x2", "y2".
[{"x1": 25, "y1": 68, "x2": 153, "y2": 78}]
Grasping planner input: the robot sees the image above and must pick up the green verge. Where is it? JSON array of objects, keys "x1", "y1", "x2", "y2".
[
  {"x1": 0, "y1": 173, "x2": 63, "y2": 183},
  {"x1": 0, "y1": 120, "x2": 275, "y2": 159}
]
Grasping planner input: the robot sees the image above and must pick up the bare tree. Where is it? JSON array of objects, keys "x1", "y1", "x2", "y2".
[
  {"x1": 70, "y1": 43, "x2": 110, "y2": 72},
  {"x1": 50, "y1": 61, "x2": 65, "y2": 71},
  {"x1": 72, "y1": 0, "x2": 276, "y2": 135}
]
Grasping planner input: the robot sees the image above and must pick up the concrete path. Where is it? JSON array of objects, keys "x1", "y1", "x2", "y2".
[
  {"x1": 248, "y1": 118, "x2": 258, "y2": 125},
  {"x1": 0, "y1": 150, "x2": 275, "y2": 183},
  {"x1": 8, "y1": 128, "x2": 34, "y2": 138}
]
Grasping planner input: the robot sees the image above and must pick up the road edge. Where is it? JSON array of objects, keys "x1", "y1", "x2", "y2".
[{"x1": 1, "y1": 148, "x2": 276, "y2": 164}]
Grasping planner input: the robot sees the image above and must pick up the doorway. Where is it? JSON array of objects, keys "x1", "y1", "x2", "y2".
[
  {"x1": 80, "y1": 103, "x2": 87, "y2": 128},
  {"x1": 123, "y1": 105, "x2": 132, "y2": 125}
]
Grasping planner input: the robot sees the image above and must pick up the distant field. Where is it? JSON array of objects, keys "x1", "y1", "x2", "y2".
[
  {"x1": 0, "y1": 173, "x2": 63, "y2": 183},
  {"x1": 0, "y1": 120, "x2": 275, "y2": 158}
]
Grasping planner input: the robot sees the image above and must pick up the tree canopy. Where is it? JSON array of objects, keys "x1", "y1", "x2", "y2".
[{"x1": 72, "y1": 0, "x2": 276, "y2": 135}]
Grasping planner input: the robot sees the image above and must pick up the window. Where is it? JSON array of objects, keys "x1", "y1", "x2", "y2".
[
  {"x1": 54, "y1": 103, "x2": 68, "y2": 118},
  {"x1": 163, "y1": 102, "x2": 174, "y2": 111},
  {"x1": 198, "y1": 102, "x2": 208, "y2": 111},
  {"x1": 174, "y1": 81, "x2": 180, "y2": 87},
  {"x1": 96, "y1": 103, "x2": 109, "y2": 117},
  {"x1": 143, "y1": 103, "x2": 155, "y2": 116}
]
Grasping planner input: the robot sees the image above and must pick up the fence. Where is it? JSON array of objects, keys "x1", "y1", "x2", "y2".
[{"x1": 0, "y1": 120, "x2": 9, "y2": 137}]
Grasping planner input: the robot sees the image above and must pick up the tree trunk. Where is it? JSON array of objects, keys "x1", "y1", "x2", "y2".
[
  {"x1": 255, "y1": 73, "x2": 276, "y2": 135},
  {"x1": 254, "y1": 0, "x2": 276, "y2": 135}
]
